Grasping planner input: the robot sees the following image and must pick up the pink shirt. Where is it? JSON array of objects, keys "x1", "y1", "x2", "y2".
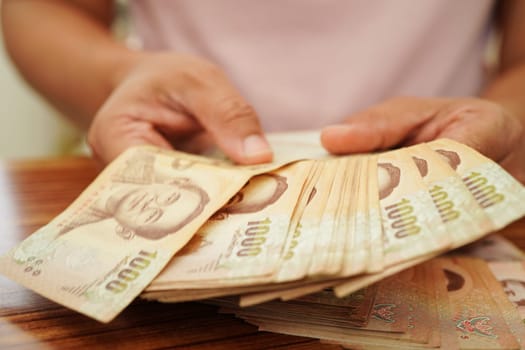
[{"x1": 130, "y1": 0, "x2": 495, "y2": 131}]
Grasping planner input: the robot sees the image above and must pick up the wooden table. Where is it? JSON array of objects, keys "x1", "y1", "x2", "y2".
[{"x1": 0, "y1": 157, "x2": 523, "y2": 349}]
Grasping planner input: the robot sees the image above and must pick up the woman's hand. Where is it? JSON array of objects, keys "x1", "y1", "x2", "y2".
[
  {"x1": 87, "y1": 52, "x2": 272, "y2": 165},
  {"x1": 320, "y1": 96, "x2": 525, "y2": 183}
]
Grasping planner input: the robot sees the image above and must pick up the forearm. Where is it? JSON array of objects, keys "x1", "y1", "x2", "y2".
[
  {"x1": 1, "y1": 0, "x2": 138, "y2": 129},
  {"x1": 482, "y1": 64, "x2": 525, "y2": 130},
  {"x1": 480, "y1": 62, "x2": 525, "y2": 181},
  {"x1": 481, "y1": 0, "x2": 525, "y2": 132}
]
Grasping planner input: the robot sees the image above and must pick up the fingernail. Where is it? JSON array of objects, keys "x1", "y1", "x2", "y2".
[{"x1": 243, "y1": 134, "x2": 271, "y2": 158}]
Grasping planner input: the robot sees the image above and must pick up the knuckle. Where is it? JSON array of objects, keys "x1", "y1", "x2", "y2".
[
  {"x1": 215, "y1": 96, "x2": 258, "y2": 125},
  {"x1": 178, "y1": 65, "x2": 226, "y2": 93}
]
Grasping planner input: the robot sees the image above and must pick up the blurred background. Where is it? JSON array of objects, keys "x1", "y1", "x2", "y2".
[
  {"x1": 0, "y1": 9, "x2": 81, "y2": 159},
  {"x1": 0, "y1": 0, "x2": 130, "y2": 160}
]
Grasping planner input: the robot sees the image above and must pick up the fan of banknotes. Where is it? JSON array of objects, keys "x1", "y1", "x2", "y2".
[{"x1": 0, "y1": 132, "x2": 524, "y2": 324}]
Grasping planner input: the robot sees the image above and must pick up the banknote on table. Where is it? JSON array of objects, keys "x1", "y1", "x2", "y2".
[
  {"x1": 453, "y1": 234, "x2": 525, "y2": 262},
  {"x1": 489, "y1": 261, "x2": 525, "y2": 320},
  {"x1": 484, "y1": 261, "x2": 525, "y2": 348},
  {"x1": 187, "y1": 236, "x2": 525, "y2": 349},
  {"x1": 436, "y1": 257, "x2": 521, "y2": 349},
  {"x1": 221, "y1": 261, "x2": 442, "y2": 349},
  {"x1": 293, "y1": 284, "x2": 379, "y2": 327},
  {"x1": 0, "y1": 146, "x2": 284, "y2": 322},
  {"x1": 222, "y1": 257, "x2": 524, "y2": 350}
]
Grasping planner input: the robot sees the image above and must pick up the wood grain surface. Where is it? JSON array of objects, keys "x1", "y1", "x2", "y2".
[{"x1": 0, "y1": 156, "x2": 523, "y2": 349}]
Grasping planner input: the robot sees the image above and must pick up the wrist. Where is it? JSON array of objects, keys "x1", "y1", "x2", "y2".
[{"x1": 91, "y1": 43, "x2": 146, "y2": 97}]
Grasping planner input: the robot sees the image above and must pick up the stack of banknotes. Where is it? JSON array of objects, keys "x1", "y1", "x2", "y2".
[
  {"x1": 0, "y1": 132, "x2": 524, "y2": 325},
  {"x1": 212, "y1": 253, "x2": 525, "y2": 349}
]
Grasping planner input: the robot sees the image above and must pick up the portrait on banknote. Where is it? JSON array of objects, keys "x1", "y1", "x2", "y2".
[
  {"x1": 211, "y1": 173, "x2": 288, "y2": 220},
  {"x1": 56, "y1": 151, "x2": 210, "y2": 240}
]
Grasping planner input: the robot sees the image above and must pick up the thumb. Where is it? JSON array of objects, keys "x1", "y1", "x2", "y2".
[
  {"x1": 320, "y1": 98, "x2": 436, "y2": 154},
  {"x1": 185, "y1": 79, "x2": 273, "y2": 165}
]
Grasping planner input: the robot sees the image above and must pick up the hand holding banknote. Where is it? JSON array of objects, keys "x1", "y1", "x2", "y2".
[
  {"x1": 87, "y1": 52, "x2": 274, "y2": 165},
  {"x1": 320, "y1": 97, "x2": 525, "y2": 183}
]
